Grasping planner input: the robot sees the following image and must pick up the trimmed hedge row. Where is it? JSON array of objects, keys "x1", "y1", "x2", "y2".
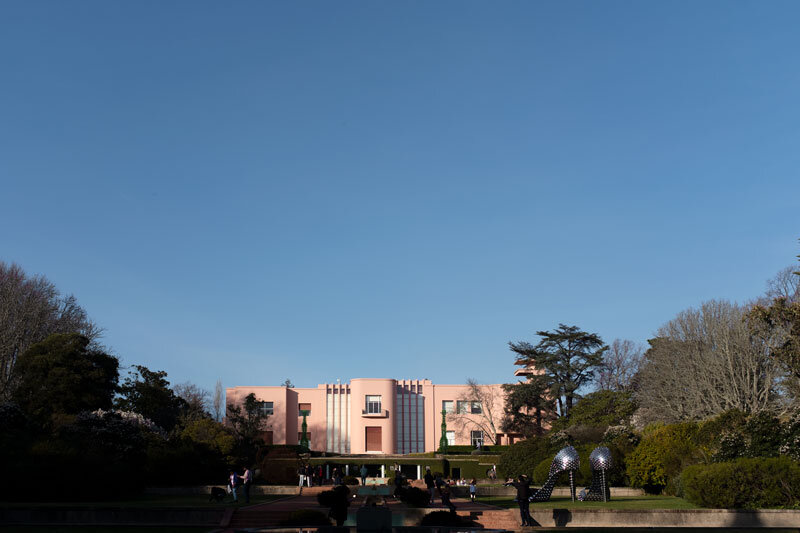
[{"x1": 682, "y1": 457, "x2": 800, "y2": 509}]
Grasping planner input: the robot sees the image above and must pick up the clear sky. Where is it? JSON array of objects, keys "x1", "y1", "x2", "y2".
[{"x1": 1, "y1": 1, "x2": 798, "y2": 396}]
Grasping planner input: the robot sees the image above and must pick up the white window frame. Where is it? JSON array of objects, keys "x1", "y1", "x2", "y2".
[
  {"x1": 446, "y1": 430, "x2": 455, "y2": 446},
  {"x1": 259, "y1": 401, "x2": 274, "y2": 416},
  {"x1": 470, "y1": 401, "x2": 482, "y2": 414},
  {"x1": 471, "y1": 430, "x2": 484, "y2": 448},
  {"x1": 365, "y1": 395, "x2": 382, "y2": 414},
  {"x1": 442, "y1": 400, "x2": 454, "y2": 414},
  {"x1": 457, "y1": 400, "x2": 469, "y2": 414}
]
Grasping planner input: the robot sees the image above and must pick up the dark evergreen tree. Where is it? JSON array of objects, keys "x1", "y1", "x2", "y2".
[
  {"x1": 501, "y1": 376, "x2": 556, "y2": 437},
  {"x1": 509, "y1": 324, "x2": 607, "y2": 418},
  {"x1": 12, "y1": 333, "x2": 119, "y2": 423},
  {"x1": 115, "y1": 365, "x2": 185, "y2": 432}
]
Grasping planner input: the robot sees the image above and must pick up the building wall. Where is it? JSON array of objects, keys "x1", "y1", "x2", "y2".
[{"x1": 226, "y1": 378, "x2": 510, "y2": 454}]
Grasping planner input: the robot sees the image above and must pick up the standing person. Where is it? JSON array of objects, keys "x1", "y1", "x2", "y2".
[
  {"x1": 360, "y1": 464, "x2": 368, "y2": 486},
  {"x1": 229, "y1": 471, "x2": 240, "y2": 503},
  {"x1": 434, "y1": 473, "x2": 445, "y2": 505},
  {"x1": 242, "y1": 466, "x2": 253, "y2": 504},
  {"x1": 305, "y1": 464, "x2": 313, "y2": 487},
  {"x1": 469, "y1": 479, "x2": 477, "y2": 502},
  {"x1": 505, "y1": 475, "x2": 534, "y2": 527},
  {"x1": 423, "y1": 467, "x2": 435, "y2": 505},
  {"x1": 332, "y1": 467, "x2": 340, "y2": 486},
  {"x1": 298, "y1": 465, "x2": 306, "y2": 492},
  {"x1": 392, "y1": 471, "x2": 405, "y2": 499}
]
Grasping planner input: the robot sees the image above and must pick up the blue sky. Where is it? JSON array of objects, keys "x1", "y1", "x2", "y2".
[{"x1": 1, "y1": 1, "x2": 798, "y2": 396}]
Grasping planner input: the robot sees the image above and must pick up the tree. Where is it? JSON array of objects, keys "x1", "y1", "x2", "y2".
[
  {"x1": 0, "y1": 262, "x2": 102, "y2": 400},
  {"x1": 12, "y1": 333, "x2": 118, "y2": 423},
  {"x1": 226, "y1": 392, "x2": 270, "y2": 444},
  {"x1": 637, "y1": 300, "x2": 785, "y2": 423},
  {"x1": 501, "y1": 376, "x2": 557, "y2": 437},
  {"x1": 597, "y1": 339, "x2": 644, "y2": 392},
  {"x1": 447, "y1": 379, "x2": 505, "y2": 445},
  {"x1": 749, "y1": 261, "x2": 800, "y2": 402},
  {"x1": 283, "y1": 379, "x2": 294, "y2": 388},
  {"x1": 115, "y1": 365, "x2": 185, "y2": 432},
  {"x1": 213, "y1": 379, "x2": 224, "y2": 422},
  {"x1": 509, "y1": 324, "x2": 607, "y2": 418},
  {"x1": 550, "y1": 390, "x2": 636, "y2": 432},
  {"x1": 174, "y1": 382, "x2": 210, "y2": 422}
]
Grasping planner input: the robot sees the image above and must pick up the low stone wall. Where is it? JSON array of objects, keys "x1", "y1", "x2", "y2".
[
  {"x1": 449, "y1": 486, "x2": 643, "y2": 497},
  {"x1": 144, "y1": 485, "x2": 301, "y2": 496},
  {"x1": 0, "y1": 507, "x2": 225, "y2": 527},
  {"x1": 443, "y1": 508, "x2": 800, "y2": 529}
]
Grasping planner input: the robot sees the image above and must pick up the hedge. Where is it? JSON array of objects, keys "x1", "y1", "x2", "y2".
[{"x1": 682, "y1": 457, "x2": 800, "y2": 509}]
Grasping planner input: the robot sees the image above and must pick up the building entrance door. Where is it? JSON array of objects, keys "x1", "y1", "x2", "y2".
[{"x1": 365, "y1": 427, "x2": 382, "y2": 452}]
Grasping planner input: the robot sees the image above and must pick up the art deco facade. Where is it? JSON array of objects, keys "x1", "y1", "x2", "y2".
[{"x1": 227, "y1": 378, "x2": 517, "y2": 454}]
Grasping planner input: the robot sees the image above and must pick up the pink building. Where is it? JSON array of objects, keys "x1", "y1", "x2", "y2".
[{"x1": 227, "y1": 378, "x2": 518, "y2": 454}]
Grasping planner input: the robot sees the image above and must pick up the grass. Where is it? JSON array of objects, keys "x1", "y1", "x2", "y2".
[
  {"x1": 478, "y1": 495, "x2": 699, "y2": 510},
  {"x1": 0, "y1": 493, "x2": 286, "y2": 508}
]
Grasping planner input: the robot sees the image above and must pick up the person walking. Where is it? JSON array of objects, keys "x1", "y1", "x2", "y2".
[
  {"x1": 469, "y1": 479, "x2": 477, "y2": 502},
  {"x1": 305, "y1": 464, "x2": 313, "y2": 487},
  {"x1": 298, "y1": 465, "x2": 306, "y2": 492},
  {"x1": 360, "y1": 464, "x2": 368, "y2": 486},
  {"x1": 505, "y1": 474, "x2": 534, "y2": 527},
  {"x1": 423, "y1": 467, "x2": 435, "y2": 505},
  {"x1": 440, "y1": 483, "x2": 456, "y2": 512}
]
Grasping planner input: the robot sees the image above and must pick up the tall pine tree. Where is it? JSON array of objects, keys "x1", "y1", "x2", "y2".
[{"x1": 509, "y1": 324, "x2": 607, "y2": 418}]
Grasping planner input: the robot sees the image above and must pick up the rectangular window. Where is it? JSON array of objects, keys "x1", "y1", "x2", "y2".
[
  {"x1": 258, "y1": 401, "x2": 274, "y2": 416},
  {"x1": 365, "y1": 395, "x2": 382, "y2": 414},
  {"x1": 442, "y1": 400, "x2": 454, "y2": 414},
  {"x1": 471, "y1": 430, "x2": 484, "y2": 448},
  {"x1": 471, "y1": 401, "x2": 482, "y2": 414},
  {"x1": 446, "y1": 430, "x2": 455, "y2": 445},
  {"x1": 457, "y1": 400, "x2": 469, "y2": 414},
  {"x1": 299, "y1": 403, "x2": 311, "y2": 415}
]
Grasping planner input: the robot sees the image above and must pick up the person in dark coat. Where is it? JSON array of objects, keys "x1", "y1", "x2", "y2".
[
  {"x1": 423, "y1": 467, "x2": 435, "y2": 505},
  {"x1": 439, "y1": 483, "x2": 456, "y2": 512},
  {"x1": 505, "y1": 475, "x2": 534, "y2": 526}
]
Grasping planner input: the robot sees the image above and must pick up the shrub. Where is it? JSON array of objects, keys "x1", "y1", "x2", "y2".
[
  {"x1": 399, "y1": 486, "x2": 431, "y2": 507},
  {"x1": 682, "y1": 457, "x2": 800, "y2": 509},
  {"x1": 318, "y1": 485, "x2": 351, "y2": 507},
  {"x1": 419, "y1": 511, "x2": 478, "y2": 527},
  {"x1": 626, "y1": 422, "x2": 700, "y2": 494},
  {"x1": 279, "y1": 509, "x2": 331, "y2": 526},
  {"x1": 342, "y1": 475, "x2": 359, "y2": 486},
  {"x1": 499, "y1": 437, "x2": 554, "y2": 479}
]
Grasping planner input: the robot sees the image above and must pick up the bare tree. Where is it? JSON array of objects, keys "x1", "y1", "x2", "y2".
[
  {"x1": 174, "y1": 381, "x2": 210, "y2": 419},
  {"x1": 0, "y1": 262, "x2": 101, "y2": 400},
  {"x1": 597, "y1": 339, "x2": 644, "y2": 392},
  {"x1": 447, "y1": 379, "x2": 505, "y2": 445},
  {"x1": 764, "y1": 265, "x2": 800, "y2": 303},
  {"x1": 213, "y1": 379, "x2": 224, "y2": 422},
  {"x1": 636, "y1": 300, "x2": 786, "y2": 423}
]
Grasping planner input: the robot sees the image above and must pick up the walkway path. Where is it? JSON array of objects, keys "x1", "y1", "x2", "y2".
[{"x1": 224, "y1": 490, "x2": 507, "y2": 531}]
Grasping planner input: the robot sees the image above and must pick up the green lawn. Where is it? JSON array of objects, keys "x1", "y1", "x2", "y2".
[
  {"x1": 479, "y1": 495, "x2": 698, "y2": 510},
  {"x1": 0, "y1": 493, "x2": 286, "y2": 509}
]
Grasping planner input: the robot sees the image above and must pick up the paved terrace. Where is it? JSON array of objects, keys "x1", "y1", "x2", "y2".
[{"x1": 225, "y1": 486, "x2": 514, "y2": 531}]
